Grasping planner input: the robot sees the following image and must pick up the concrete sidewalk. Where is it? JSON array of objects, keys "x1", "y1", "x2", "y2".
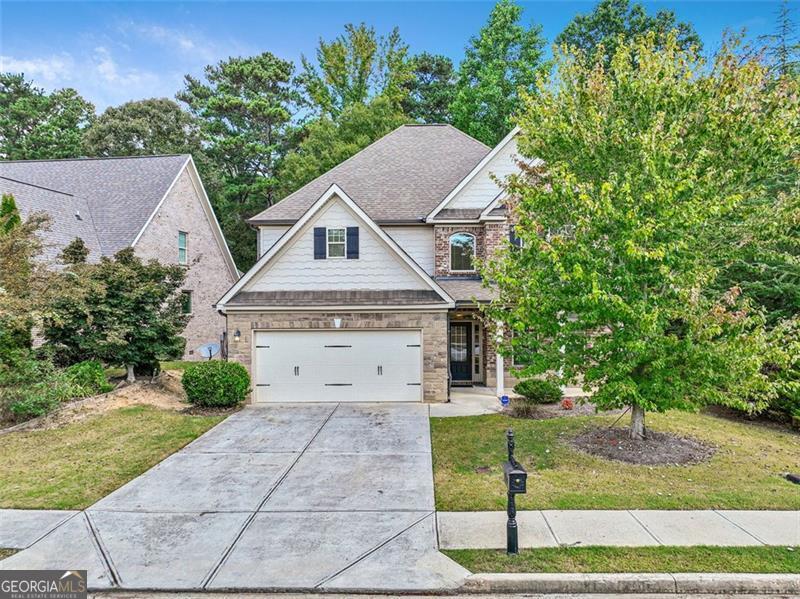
[{"x1": 438, "y1": 510, "x2": 800, "y2": 549}]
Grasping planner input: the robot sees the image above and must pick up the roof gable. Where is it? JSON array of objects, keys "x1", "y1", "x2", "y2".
[
  {"x1": 427, "y1": 127, "x2": 522, "y2": 221},
  {"x1": 219, "y1": 184, "x2": 454, "y2": 309},
  {"x1": 249, "y1": 125, "x2": 489, "y2": 224}
]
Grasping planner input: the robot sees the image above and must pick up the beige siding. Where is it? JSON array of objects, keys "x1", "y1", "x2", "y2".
[
  {"x1": 246, "y1": 198, "x2": 428, "y2": 292},
  {"x1": 445, "y1": 137, "x2": 520, "y2": 211},
  {"x1": 258, "y1": 225, "x2": 290, "y2": 258},
  {"x1": 383, "y1": 225, "x2": 434, "y2": 274},
  {"x1": 134, "y1": 168, "x2": 237, "y2": 359}
]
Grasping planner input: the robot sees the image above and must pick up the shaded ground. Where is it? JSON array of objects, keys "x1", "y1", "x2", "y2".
[
  {"x1": 445, "y1": 546, "x2": 800, "y2": 574},
  {"x1": 0, "y1": 405, "x2": 223, "y2": 509},
  {"x1": 1, "y1": 371, "x2": 189, "y2": 433},
  {"x1": 571, "y1": 427, "x2": 715, "y2": 465},
  {"x1": 431, "y1": 411, "x2": 800, "y2": 510}
]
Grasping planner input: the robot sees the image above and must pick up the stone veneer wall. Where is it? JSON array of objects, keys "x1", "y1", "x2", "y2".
[
  {"x1": 225, "y1": 310, "x2": 449, "y2": 403},
  {"x1": 434, "y1": 225, "x2": 485, "y2": 276}
]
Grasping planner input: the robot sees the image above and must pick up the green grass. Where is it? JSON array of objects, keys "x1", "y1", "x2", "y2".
[
  {"x1": 445, "y1": 546, "x2": 800, "y2": 574},
  {"x1": 431, "y1": 411, "x2": 800, "y2": 510},
  {"x1": 0, "y1": 405, "x2": 222, "y2": 509}
]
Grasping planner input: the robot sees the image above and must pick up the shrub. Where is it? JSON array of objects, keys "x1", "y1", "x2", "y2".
[
  {"x1": 65, "y1": 360, "x2": 113, "y2": 395},
  {"x1": 0, "y1": 353, "x2": 85, "y2": 421},
  {"x1": 182, "y1": 360, "x2": 250, "y2": 407},
  {"x1": 513, "y1": 379, "x2": 563, "y2": 404}
]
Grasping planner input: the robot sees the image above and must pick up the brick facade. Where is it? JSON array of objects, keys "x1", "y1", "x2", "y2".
[
  {"x1": 433, "y1": 225, "x2": 485, "y2": 276},
  {"x1": 483, "y1": 221, "x2": 510, "y2": 261},
  {"x1": 134, "y1": 168, "x2": 237, "y2": 360},
  {"x1": 225, "y1": 310, "x2": 449, "y2": 403}
]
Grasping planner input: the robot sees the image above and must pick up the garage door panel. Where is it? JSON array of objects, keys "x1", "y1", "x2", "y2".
[{"x1": 254, "y1": 330, "x2": 422, "y2": 403}]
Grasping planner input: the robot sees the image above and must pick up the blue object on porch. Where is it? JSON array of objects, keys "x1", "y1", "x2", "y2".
[{"x1": 500, "y1": 395, "x2": 509, "y2": 406}]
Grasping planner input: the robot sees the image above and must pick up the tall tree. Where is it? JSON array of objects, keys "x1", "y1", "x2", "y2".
[
  {"x1": 0, "y1": 73, "x2": 94, "y2": 160},
  {"x1": 178, "y1": 53, "x2": 299, "y2": 268},
  {"x1": 401, "y1": 53, "x2": 457, "y2": 123},
  {"x1": 483, "y1": 35, "x2": 798, "y2": 440},
  {"x1": 43, "y1": 247, "x2": 188, "y2": 382},
  {"x1": 83, "y1": 98, "x2": 202, "y2": 158},
  {"x1": 298, "y1": 23, "x2": 412, "y2": 119},
  {"x1": 555, "y1": 0, "x2": 702, "y2": 69},
  {"x1": 450, "y1": 0, "x2": 547, "y2": 146},
  {"x1": 759, "y1": 0, "x2": 800, "y2": 77},
  {"x1": 0, "y1": 195, "x2": 52, "y2": 359},
  {"x1": 278, "y1": 96, "x2": 408, "y2": 197}
]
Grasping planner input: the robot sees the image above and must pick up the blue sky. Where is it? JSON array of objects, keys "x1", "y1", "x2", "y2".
[{"x1": 0, "y1": 1, "x2": 783, "y2": 110}]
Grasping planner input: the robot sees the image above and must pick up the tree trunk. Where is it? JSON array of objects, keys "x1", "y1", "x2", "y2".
[
  {"x1": 630, "y1": 404, "x2": 646, "y2": 440},
  {"x1": 126, "y1": 364, "x2": 135, "y2": 384}
]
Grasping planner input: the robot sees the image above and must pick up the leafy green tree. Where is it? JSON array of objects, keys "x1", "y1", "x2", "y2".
[
  {"x1": 0, "y1": 197, "x2": 51, "y2": 360},
  {"x1": 759, "y1": 0, "x2": 800, "y2": 78},
  {"x1": 555, "y1": 0, "x2": 701, "y2": 70},
  {"x1": 483, "y1": 35, "x2": 799, "y2": 439},
  {"x1": 278, "y1": 96, "x2": 408, "y2": 197},
  {"x1": 82, "y1": 98, "x2": 202, "y2": 157},
  {"x1": 1, "y1": 194, "x2": 21, "y2": 234},
  {"x1": 59, "y1": 237, "x2": 90, "y2": 266},
  {"x1": 178, "y1": 53, "x2": 299, "y2": 269},
  {"x1": 43, "y1": 248, "x2": 189, "y2": 382},
  {"x1": 401, "y1": 53, "x2": 457, "y2": 123},
  {"x1": 298, "y1": 23, "x2": 412, "y2": 119},
  {"x1": 0, "y1": 73, "x2": 94, "y2": 160},
  {"x1": 451, "y1": 0, "x2": 548, "y2": 146}
]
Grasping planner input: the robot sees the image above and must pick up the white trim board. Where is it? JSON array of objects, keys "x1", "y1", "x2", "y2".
[{"x1": 216, "y1": 184, "x2": 455, "y2": 310}]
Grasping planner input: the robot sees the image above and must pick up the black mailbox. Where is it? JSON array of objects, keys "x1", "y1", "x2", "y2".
[{"x1": 503, "y1": 460, "x2": 527, "y2": 494}]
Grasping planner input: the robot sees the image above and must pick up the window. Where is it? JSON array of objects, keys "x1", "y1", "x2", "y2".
[
  {"x1": 178, "y1": 231, "x2": 188, "y2": 265},
  {"x1": 181, "y1": 290, "x2": 192, "y2": 315},
  {"x1": 327, "y1": 227, "x2": 346, "y2": 258},
  {"x1": 449, "y1": 232, "x2": 476, "y2": 272}
]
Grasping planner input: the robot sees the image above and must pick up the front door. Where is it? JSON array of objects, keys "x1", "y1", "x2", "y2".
[{"x1": 449, "y1": 322, "x2": 472, "y2": 382}]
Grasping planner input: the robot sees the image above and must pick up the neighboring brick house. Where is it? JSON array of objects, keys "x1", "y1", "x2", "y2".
[
  {"x1": 217, "y1": 125, "x2": 527, "y2": 403},
  {"x1": 0, "y1": 155, "x2": 239, "y2": 360}
]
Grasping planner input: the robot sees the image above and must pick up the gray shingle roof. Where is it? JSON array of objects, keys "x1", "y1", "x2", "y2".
[
  {"x1": 249, "y1": 125, "x2": 489, "y2": 224},
  {"x1": 435, "y1": 277, "x2": 497, "y2": 303},
  {"x1": 0, "y1": 155, "x2": 189, "y2": 256},
  {"x1": 227, "y1": 289, "x2": 447, "y2": 306},
  {"x1": 0, "y1": 176, "x2": 104, "y2": 264}
]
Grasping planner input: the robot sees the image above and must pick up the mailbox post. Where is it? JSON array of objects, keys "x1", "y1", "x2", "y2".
[{"x1": 503, "y1": 428, "x2": 527, "y2": 555}]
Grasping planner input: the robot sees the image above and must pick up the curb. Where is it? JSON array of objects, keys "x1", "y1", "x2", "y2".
[{"x1": 462, "y1": 572, "x2": 800, "y2": 595}]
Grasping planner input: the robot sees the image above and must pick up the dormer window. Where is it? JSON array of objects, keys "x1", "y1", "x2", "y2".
[{"x1": 449, "y1": 232, "x2": 476, "y2": 272}]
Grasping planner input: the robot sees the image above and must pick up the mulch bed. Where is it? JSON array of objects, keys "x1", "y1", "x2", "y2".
[{"x1": 571, "y1": 427, "x2": 715, "y2": 465}]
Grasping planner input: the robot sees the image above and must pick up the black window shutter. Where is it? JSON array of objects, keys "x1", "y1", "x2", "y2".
[
  {"x1": 314, "y1": 227, "x2": 326, "y2": 259},
  {"x1": 509, "y1": 225, "x2": 522, "y2": 249},
  {"x1": 346, "y1": 226, "x2": 359, "y2": 259}
]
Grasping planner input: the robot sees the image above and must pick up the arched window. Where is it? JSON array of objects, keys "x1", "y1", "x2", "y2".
[{"x1": 449, "y1": 232, "x2": 476, "y2": 272}]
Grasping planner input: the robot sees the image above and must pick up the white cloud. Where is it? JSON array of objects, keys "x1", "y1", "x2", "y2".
[
  {"x1": 0, "y1": 54, "x2": 75, "y2": 84},
  {"x1": 119, "y1": 21, "x2": 217, "y2": 62}
]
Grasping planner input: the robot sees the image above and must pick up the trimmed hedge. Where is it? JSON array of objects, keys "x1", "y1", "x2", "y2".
[
  {"x1": 513, "y1": 379, "x2": 563, "y2": 404},
  {"x1": 182, "y1": 360, "x2": 250, "y2": 407}
]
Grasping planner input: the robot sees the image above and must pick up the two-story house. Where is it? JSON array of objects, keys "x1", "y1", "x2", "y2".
[
  {"x1": 0, "y1": 155, "x2": 239, "y2": 359},
  {"x1": 217, "y1": 125, "x2": 524, "y2": 402}
]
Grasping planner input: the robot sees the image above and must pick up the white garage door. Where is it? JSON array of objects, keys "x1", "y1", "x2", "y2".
[{"x1": 253, "y1": 330, "x2": 422, "y2": 403}]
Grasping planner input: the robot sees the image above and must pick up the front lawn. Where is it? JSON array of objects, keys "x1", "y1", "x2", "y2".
[
  {"x1": 0, "y1": 405, "x2": 222, "y2": 509},
  {"x1": 431, "y1": 411, "x2": 800, "y2": 510},
  {"x1": 445, "y1": 546, "x2": 800, "y2": 574}
]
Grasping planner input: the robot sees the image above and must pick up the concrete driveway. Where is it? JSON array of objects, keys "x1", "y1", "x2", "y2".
[{"x1": 0, "y1": 403, "x2": 467, "y2": 592}]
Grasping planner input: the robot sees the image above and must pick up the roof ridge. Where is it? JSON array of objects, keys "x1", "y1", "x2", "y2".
[
  {"x1": 0, "y1": 154, "x2": 189, "y2": 164},
  {"x1": 0, "y1": 175, "x2": 74, "y2": 197},
  {"x1": 250, "y1": 123, "x2": 411, "y2": 221},
  {"x1": 441, "y1": 124, "x2": 492, "y2": 151}
]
